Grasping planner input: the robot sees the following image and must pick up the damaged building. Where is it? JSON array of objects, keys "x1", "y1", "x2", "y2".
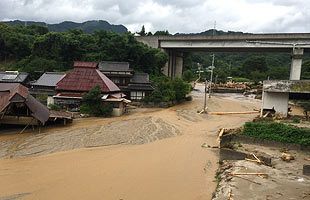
[{"x1": 0, "y1": 83, "x2": 72, "y2": 127}]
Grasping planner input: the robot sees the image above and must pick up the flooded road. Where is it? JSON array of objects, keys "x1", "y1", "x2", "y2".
[{"x1": 0, "y1": 84, "x2": 260, "y2": 200}]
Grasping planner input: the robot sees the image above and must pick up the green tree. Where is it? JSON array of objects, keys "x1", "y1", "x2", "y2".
[
  {"x1": 302, "y1": 60, "x2": 310, "y2": 79},
  {"x1": 172, "y1": 78, "x2": 191, "y2": 101},
  {"x1": 80, "y1": 86, "x2": 113, "y2": 117},
  {"x1": 182, "y1": 70, "x2": 194, "y2": 82},
  {"x1": 137, "y1": 25, "x2": 146, "y2": 36}
]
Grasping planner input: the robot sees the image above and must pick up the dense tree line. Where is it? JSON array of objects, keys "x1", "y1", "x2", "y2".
[
  {"x1": 183, "y1": 52, "x2": 310, "y2": 83},
  {"x1": 0, "y1": 23, "x2": 167, "y2": 77}
]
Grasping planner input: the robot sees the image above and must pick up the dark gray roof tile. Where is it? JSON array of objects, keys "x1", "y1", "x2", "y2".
[{"x1": 31, "y1": 72, "x2": 65, "y2": 87}]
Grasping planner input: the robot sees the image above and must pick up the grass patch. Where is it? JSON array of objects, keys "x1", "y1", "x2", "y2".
[{"x1": 242, "y1": 121, "x2": 310, "y2": 146}]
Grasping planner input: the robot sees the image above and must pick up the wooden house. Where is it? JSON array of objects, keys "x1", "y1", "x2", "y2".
[
  {"x1": 30, "y1": 72, "x2": 66, "y2": 105},
  {"x1": 0, "y1": 71, "x2": 30, "y2": 86},
  {"x1": 98, "y1": 61, "x2": 134, "y2": 89},
  {"x1": 0, "y1": 83, "x2": 50, "y2": 126},
  {"x1": 98, "y1": 61, "x2": 154, "y2": 101},
  {"x1": 54, "y1": 61, "x2": 130, "y2": 116}
]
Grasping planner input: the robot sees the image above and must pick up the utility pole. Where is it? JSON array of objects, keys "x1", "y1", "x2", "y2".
[
  {"x1": 212, "y1": 21, "x2": 216, "y2": 36},
  {"x1": 209, "y1": 54, "x2": 215, "y2": 98}
]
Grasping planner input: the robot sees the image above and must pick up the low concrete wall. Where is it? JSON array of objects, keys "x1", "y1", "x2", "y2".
[{"x1": 262, "y1": 91, "x2": 289, "y2": 116}]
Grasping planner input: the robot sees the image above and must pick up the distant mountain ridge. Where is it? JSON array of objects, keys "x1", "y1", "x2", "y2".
[
  {"x1": 3, "y1": 20, "x2": 128, "y2": 33},
  {"x1": 175, "y1": 29, "x2": 251, "y2": 36}
]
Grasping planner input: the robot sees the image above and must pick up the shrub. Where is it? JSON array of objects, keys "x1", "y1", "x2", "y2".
[
  {"x1": 48, "y1": 103, "x2": 61, "y2": 111},
  {"x1": 231, "y1": 77, "x2": 250, "y2": 83},
  {"x1": 80, "y1": 86, "x2": 113, "y2": 117},
  {"x1": 182, "y1": 70, "x2": 194, "y2": 82},
  {"x1": 145, "y1": 76, "x2": 191, "y2": 103},
  {"x1": 242, "y1": 121, "x2": 310, "y2": 146}
]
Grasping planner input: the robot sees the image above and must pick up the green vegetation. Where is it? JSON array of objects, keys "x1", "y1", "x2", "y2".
[
  {"x1": 48, "y1": 104, "x2": 62, "y2": 111},
  {"x1": 145, "y1": 76, "x2": 191, "y2": 103},
  {"x1": 242, "y1": 121, "x2": 310, "y2": 146},
  {"x1": 0, "y1": 23, "x2": 167, "y2": 77},
  {"x1": 80, "y1": 86, "x2": 113, "y2": 117},
  {"x1": 183, "y1": 52, "x2": 300, "y2": 83},
  {"x1": 182, "y1": 70, "x2": 195, "y2": 82},
  {"x1": 4, "y1": 20, "x2": 128, "y2": 33}
]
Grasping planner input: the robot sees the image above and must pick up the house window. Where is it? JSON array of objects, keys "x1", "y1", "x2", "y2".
[
  {"x1": 113, "y1": 78, "x2": 120, "y2": 84},
  {"x1": 130, "y1": 91, "x2": 145, "y2": 100}
]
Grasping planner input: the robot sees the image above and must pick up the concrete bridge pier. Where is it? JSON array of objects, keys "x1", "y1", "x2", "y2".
[
  {"x1": 290, "y1": 48, "x2": 304, "y2": 80},
  {"x1": 261, "y1": 48, "x2": 304, "y2": 117},
  {"x1": 163, "y1": 50, "x2": 183, "y2": 78}
]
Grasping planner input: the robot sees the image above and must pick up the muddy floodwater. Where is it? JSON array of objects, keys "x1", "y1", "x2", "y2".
[{"x1": 0, "y1": 84, "x2": 260, "y2": 200}]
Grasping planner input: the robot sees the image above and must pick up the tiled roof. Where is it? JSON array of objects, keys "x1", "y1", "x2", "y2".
[
  {"x1": 74, "y1": 61, "x2": 98, "y2": 68},
  {"x1": 56, "y1": 62, "x2": 120, "y2": 93},
  {"x1": 0, "y1": 71, "x2": 29, "y2": 83},
  {"x1": 31, "y1": 72, "x2": 65, "y2": 87},
  {"x1": 131, "y1": 72, "x2": 150, "y2": 84},
  {"x1": 99, "y1": 61, "x2": 133, "y2": 72},
  {"x1": 127, "y1": 83, "x2": 154, "y2": 91}
]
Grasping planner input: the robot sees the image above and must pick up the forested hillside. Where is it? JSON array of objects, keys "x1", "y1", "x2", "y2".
[
  {"x1": 0, "y1": 23, "x2": 167, "y2": 78},
  {"x1": 3, "y1": 20, "x2": 128, "y2": 34},
  {"x1": 1, "y1": 23, "x2": 309, "y2": 82}
]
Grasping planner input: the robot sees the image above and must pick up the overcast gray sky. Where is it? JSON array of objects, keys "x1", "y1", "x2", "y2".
[{"x1": 1, "y1": 0, "x2": 309, "y2": 33}]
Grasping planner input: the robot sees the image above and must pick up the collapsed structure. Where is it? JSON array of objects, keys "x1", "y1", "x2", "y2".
[
  {"x1": 0, "y1": 83, "x2": 72, "y2": 127},
  {"x1": 0, "y1": 83, "x2": 50, "y2": 126}
]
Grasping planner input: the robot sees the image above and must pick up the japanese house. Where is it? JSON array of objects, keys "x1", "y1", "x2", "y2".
[
  {"x1": 98, "y1": 61, "x2": 154, "y2": 101},
  {"x1": 127, "y1": 73, "x2": 154, "y2": 101},
  {"x1": 0, "y1": 71, "x2": 30, "y2": 86},
  {"x1": 54, "y1": 61, "x2": 130, "y2": 116},
  {"x1": 98, "y1": 61, "x2": 134, "y2": 89},
  {"x1": 30, "y1": 72, "x2": 66, "y2": 105}
]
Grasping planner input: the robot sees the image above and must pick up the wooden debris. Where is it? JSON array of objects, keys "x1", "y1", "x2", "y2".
[
  {"x1": 304, "y1": 158, "x2": 310, "y2": 161},
  {"x1": 209, "y1": 111, "x2": 259, "y2": 115},
  {"x1": 219, "y1": 128, "x2": 225, "y2": 138},
  {"x1": 245, "y1": 158, "x2": 261, "y2": 164},
  {"x1": 217, "y1": 128, "x2": 225, "y2": 143},
  {"x1": 233, "y1": 175, "x2": 262, "y2": 185},
  {"x1": 230, "y1": 172, "x2": 268, "y2": 178},
  {"x1": 281, "y1": 153, "x2": 295, "y2": 162},
  {"x1": 263, "y1": 111, "x2": 270, "y2": 118}
]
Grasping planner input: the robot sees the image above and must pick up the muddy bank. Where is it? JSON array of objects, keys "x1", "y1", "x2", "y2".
[
  {"x1": 213, "y1": 142, "x2": 310, "y2": 200},
  {"x1": 0, "y1": 116, "x2": 180, "y2": 159}
]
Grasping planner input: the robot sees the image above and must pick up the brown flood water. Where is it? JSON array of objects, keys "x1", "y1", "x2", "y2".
[{"x1": 0, "y1": 84, "x2": 260, "y2": 200}]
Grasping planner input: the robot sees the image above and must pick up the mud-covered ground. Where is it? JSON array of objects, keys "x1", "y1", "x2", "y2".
[
  {"x1": 0, "y1": 116, "x2": 180, "y2": 158},
  {"x1": 213, "y1": 144, "x2": 310, "y2": 200},
  {"x1": 0, "y1": 84, "x2": 261, "y2": 200}
]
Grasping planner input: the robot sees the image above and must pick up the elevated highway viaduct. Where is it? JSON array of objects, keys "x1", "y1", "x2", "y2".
[
  {"x1": 136, "y1": 33, "x2": 310, "y2": 80},
  {"x1": 136, "y1": 33, "x2": 310, "y2": 116}
]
